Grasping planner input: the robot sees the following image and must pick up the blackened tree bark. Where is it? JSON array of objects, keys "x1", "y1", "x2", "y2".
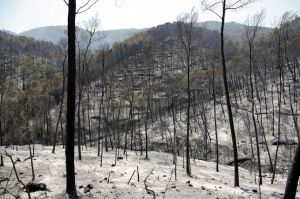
[
  {"x1": 220, "y1": 2, "x2": 239, "y2": 187},
  {"x1": 65, "y1": 0, "x2": 77, "y2": 197},
  {"x1": 64, "y1": 1, "x2": 99, "y2": 195},
  {"x1": 289, "y1": 85, "x2": 299, "y2": 142},
  {"x1": 0, "y1": 153, "x2": 3, "y2": 166},
  {"x1": 283, "y1": 142, "x2": 300, "y2": 199}
]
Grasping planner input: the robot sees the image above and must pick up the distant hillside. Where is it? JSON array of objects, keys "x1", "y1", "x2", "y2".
[
  {"x1": 19, "y1": 26, "x2": 66, "y2": 44},
  {"x1": 199, "y1": 21, "x2": 272, "y2": 41},
  {"x1": 101, "y1": 29, "x2": 144, "y2": 47},
  {"x1": 109, "y1": 22, "x2": 222, "y2": 70},
  {"x1": 19, "y1": 26, "x2": 143, "y2": 48},
  {"x1": 17, "y1": 22, "x2": 271, "y2": 47},
  {"x1": 0, "y1": 30, "x2": 59, "y2": 59},
  {"x1": 0, "y1": 29, "x2": 16, "y2": 35}
]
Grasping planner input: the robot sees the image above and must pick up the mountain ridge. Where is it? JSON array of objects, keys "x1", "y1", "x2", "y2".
[
  {"x1": 19, "y1": 26, "x2": 143, "y2": 48},
  {"x1": 198, "y1": 21, "x2": 272, "y2": 41},
  {"x1": 15, "y1": 21, "x2": 272, "y2": 48}
]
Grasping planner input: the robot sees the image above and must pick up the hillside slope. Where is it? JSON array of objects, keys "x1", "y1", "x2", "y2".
[{"x1": 0, "y1": 145, "x2": 288, "y2": 199}]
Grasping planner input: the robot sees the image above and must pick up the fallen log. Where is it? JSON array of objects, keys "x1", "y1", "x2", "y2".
[
  {"x1": 26, "y1": 182, "x2": 47, "y2": 192},
  {"x1": 227, "y1": 157, "x2": 252, "y2": 166},
  {"x1": 272, "y1": 140, "x2": 297, "y2": 146}
]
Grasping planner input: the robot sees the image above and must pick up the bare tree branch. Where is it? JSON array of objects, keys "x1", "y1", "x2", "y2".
[
  {"x1": 127, "y1": 169, "x2": 136, "y2": 184},
  {"x1": 202, "y1": 0, "x2": 256, "y2": 15},
  {"x1": 244, "y1": 9, "x2": 265, "y2": 44},
  {"x1": 226, "y1": 0, "x2": 256, "y2": 10},
  {"x1": 226, "y1": 4, "x2": 248, "y2": 10},
  {"x1": 144, "y1": 168, "x2": 155, "y2": 199},
  {"x1": 226, "y1": 0, "x2": 243, "y2": 9},
  {"x1": 201, "y1": 0, "x2": 222, "y2": 19},
  {"x1": 63, "y1": 0, "x2": 69, "y2": 6},
  {"x1": 209, "y1": 1, "x2": 223, "y2": 8},
  {"x1": 77, "y1": 0, "x2": 91, "y2": 13},
  {"x1": 76, "y1": 0, "x2": 100, "y2": 14},
  {"x1": 207, "y1": 8, "x2": 222, "y2": 19},
  {"x1": 5, "y1": 151, "x2": 31, "y2": 199}
]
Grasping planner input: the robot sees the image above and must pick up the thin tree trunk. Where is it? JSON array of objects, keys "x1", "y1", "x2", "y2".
[
  {"x1": 213, "y1": 65, "x2": 219, "y2": 172},
  {"x1": 248, "y1": 44, "x2": 262, "y2": 185},
  {"x1": 271, "y1": 84, "x2": 282, "y2": 184},
  {"x1": 77, "y1": 94, "x2": 82, "y2": 160},
  {"x1": 289, "y1": 85, "x2": 299, "y2": 141},
  {"x1": 97, "y1": 102, "x2": 102, "y2": 157},
  {"x1": 271, "y1": 84, "x2": 275, "y2": 137},
  {"x1": 87, "y1": 90, "x2": 92, "y2": 146},
  {"x1": 52, "y1": 57, "x2": 66, "y2": 153},
  {"x1": 98, "y1": 51, "x2": 105, "y2": 156},
  {"x1": 172, "y1": 95, "x2": 177, "y2": 180},
  {"x1": 221, "y1": 1, "x2": 239, "y2": 187},
  {"x1": 29, "y1": 141, "x2": 35, "y2": 181},
  {"x1": 145, "y1": 67, "x2": 151, "y2": 160}
]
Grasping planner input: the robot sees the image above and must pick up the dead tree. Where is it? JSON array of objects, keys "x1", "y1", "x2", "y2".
[
  {"x1": 98, "y1": 48, "x2": 106, "y2": 157},
  {"x1": 64, "y1": 0, "x2": 99, "y2": 197},
  {"x1": 52, "y1": 39, "x2": 67, "y2": 154},
  {"x1": 289, "y1": 85, "x2": 299, "y2": 141},
  {"x1": 28, "y1": 141, "x2": 35, "y2": 181},
  {"x1": 202, "y1": 0, "x2": 256, "y2": 187},
  {"x1": 212, "y1": 64, "x2": 219, "y2": 172},
  {"x1": 283, "y1": 141, "x2": 300, "y2": 199},
  {"x1": 0, "y1": 153, "x2": 3, "y2": 166},
  {"x1": 271, "y1": 20, "x2": 284, "y2": 184},
  {"x1": 177, "y1": 8, "x2": 198, "y2": 177},
  {"x1": 244, "y1": 10, "x2": 264, "y2": 185},
  {"x1": 171, "y1": 92, "x2": 178, "y2": 179},
  {"x1": 65, "y1": 0, "x2": 77, "y2": 197}
]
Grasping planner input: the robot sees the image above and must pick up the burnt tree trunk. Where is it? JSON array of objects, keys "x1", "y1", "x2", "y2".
[
  {"x1": 283, "y1": 142, "x2": 300, "y2": 199},
  {"x1": 212, "y1": 64, "x2": 219, "y2": 172},
  {"x1": 65, "y1": 0, "x2": 77, "y2": 197},
  {"x1": 221, "y1": 0, "x2": 239, "y2": 187}
]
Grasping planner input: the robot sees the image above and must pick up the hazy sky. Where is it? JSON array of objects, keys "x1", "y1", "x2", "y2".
[{"x1": 0, "y1": 0, "x2": 299, "y2": 33}]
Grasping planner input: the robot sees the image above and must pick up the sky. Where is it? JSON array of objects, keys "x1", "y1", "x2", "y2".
[{"x1": 0, "y1": 0, "x2": 299, "y2": 34}]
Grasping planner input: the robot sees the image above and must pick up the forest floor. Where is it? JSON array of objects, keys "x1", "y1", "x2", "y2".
[{"x1": 1, "y1": 145, "x2": 296, "y2": 199}]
